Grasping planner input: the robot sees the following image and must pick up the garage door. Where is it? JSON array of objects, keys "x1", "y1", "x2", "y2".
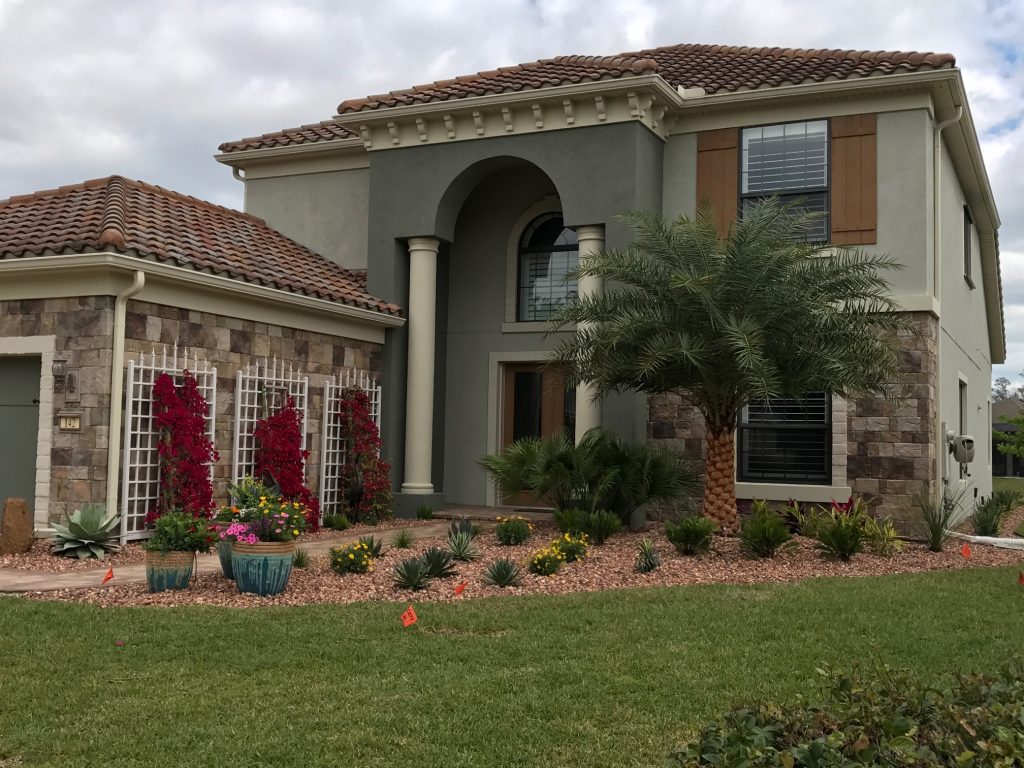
[{"x1": 0, "y1": 356, "x2": 41, "y2": 518}]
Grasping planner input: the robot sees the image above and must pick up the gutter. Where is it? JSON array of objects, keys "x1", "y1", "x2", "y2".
[{"x1": 107, "y1": 270, "x2": 145, "y2": 519}]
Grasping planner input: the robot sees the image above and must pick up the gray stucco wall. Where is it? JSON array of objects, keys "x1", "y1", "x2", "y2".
[{"x1": 245, "y1": 169, "x2": 370, "y2": 270}]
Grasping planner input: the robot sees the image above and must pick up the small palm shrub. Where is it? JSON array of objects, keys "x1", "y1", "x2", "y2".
[
  {"x1": 420, "y1": 546, "x2": 457, "y2": 579},
  {"x1": 393, "y1": 557, "x2": 432, "y2": 590},
  {"x1": 51, "y1": 504, "x2": 121, "y2": 560},
  {"x1": 357, "y1": 534, "x2": 384, "y2": 558},
  {"x1": 483, "y1": 558, "x2": 522, "y2": 587},
  {"x1": 972, "y1": 496, "x2": 1014, "y2": 537},
  {"x1": 528, "y1": 545, "x2": 565, "y2": 576},
  {"x1": 554, "y1": 508, "x2": 587, "y2": 534},
  {"x1": 815, "y1": 514, "x2": 864, "y2": 561},
  {"x1": 552, "y1": 532, "x2": 589, "y2": 562},
  {"x1": 584, "y1": 510, "x2": 621, "y2": 544},
  {"x1": 291, "y1": 547, "x2": 310, "y2": 569},
  {"x1": 665, "y1": 515, "x2": 716, "y2": 555},
  {"x1": 635, "y1": 538, "x2": 661, "y2": 573},
  {"x1": 330, "y1": 540, "x2": 374, "y2": 574},
  {"x1": 446, "y1": 529, "x2": 480, "y2": 561},
  {"x1": 912, "y1": 486, "x2": 970, "y2": 552},
  {"x1": 416, "y1": 505, "x2": 434, "y2": 520},
  {"x1": 495, "y1": 516, "x2": 532, "y2": 545},
  {"x1": 390, "y1": 528, "x2": 414, "y2": 549},
  {"x1": 861, "y1": 517, "x2": 904, "y2": 556},
  {"x1": 322, "y1": 514, "x2": 350, "y2": 531},
  {"x1": 448, "y1": 518, "x2": 479, "y2": 539},
  {"x1": 740, "y1": 502, "x2": 792, "y2": 558}
]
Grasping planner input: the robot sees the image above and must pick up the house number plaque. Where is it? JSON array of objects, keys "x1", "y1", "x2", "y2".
[{"x1": 58, "y1": 412, "x2": 83, "y2": 432}]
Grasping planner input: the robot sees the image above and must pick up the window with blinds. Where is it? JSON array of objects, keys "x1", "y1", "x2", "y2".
[
  {"x1": 517, "y1": 213, "x2": 579, "y2": 322},
  {"x1": 741, "y1": 120, "x2": 829, "y2": 241},
  {"x1": 738, "y1": 392, "x2": 831, "y2": 484}
]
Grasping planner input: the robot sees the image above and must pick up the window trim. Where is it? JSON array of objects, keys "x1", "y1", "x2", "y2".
[
  {"x1": 738, "y1": 118, "x2": 832, "y2": 242},
  {"x1": 736, "y1": 393, "x2": 833, "y2": 486},
  {"x1": 963, "y1": 204, "x2": 975, "y2": 289}
]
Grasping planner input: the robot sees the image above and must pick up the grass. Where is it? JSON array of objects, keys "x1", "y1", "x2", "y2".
[
  {"x1": 2, "y1": 568, "x2": 1023, "y2": 767},
  {"x1": 992, "y1": 475, "x2": 1024, "y2": 495}
]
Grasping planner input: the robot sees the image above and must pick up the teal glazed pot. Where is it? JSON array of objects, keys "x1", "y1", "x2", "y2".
[
  {"x1": 216, "y1": 541, "x2": 235, "y2": 579},
  {"x1": 231, "y1": 541, "x2": 295, "y2": 596},
  {"x1": 145, "y1": 550, "x2": 195, "y2": 593}
]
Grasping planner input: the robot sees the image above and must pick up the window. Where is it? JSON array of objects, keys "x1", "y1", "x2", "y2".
[
  {"x1": 963, "y1": 205, "x2": 975, "y2": 288},
  {"x1": 738, "y1": 393, "x2": 831, "y2": 484},
  {"x1": 516, "y1": 213, "x2": 578, "y2": 322},
  {"x1": 741, "y1": 120, "x2": 829, "y2": 241}
]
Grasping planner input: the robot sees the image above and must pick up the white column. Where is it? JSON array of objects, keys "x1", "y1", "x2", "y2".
[
  {"x1": 574, "y1": 224, "x2": 604, "y2": 442},
  {"x1": 402, "y1": 236, "x2": 440, "y2": 494}
]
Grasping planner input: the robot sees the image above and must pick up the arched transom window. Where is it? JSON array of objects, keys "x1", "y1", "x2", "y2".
[{"x1": 516, "y1": 213, "x2": 578, "y2": 322}]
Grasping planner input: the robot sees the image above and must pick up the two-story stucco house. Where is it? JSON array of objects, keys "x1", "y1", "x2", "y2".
[{"x1": 215, "y1": 43, "x2": 1004, "y2": 521}]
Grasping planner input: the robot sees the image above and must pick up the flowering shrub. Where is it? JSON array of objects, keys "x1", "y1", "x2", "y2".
[
  {"x1": 145, "y1": 511, "x2": 216, "y2": 553},
  {"x1": 253, "y1": 396, "x2": 321, "y2": 530},
  {"x1": 337, "y1": 389, "x2": 392, "y2": 522},
  {"x1": 152, "y1": 371, "x2": 218, "y2": 518},
  {"x1": 330, "y1": 541, "x2": 374, "y2": 574},
  {"x1": 528, "y1": 545, "x2": 565, "y2": 576},
  {"x1": 219, "y1": 522, "x2": 258, "y2": 545},
  {"x1": 216, "y1": 496, "x2": 306, "y2": 543},
  {"x1": 495, "y1": 516, "x2": 533, "y2": 546},
  {"x1": 551, "y1": 532, "x2": 589, "y2": 562}
]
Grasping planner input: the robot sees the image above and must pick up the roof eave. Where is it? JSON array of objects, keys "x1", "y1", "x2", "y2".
[{"x1": 215, "y1": 135, "x2": 366, "y2": 166}]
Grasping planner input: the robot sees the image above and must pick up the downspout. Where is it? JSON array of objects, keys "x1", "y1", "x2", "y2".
[
  {"x1": 106, "y1": 270, "x2": 145, "y2": 519},
  {"x1": 932, "y1": 106, "x2": 963, "y2": 493}
]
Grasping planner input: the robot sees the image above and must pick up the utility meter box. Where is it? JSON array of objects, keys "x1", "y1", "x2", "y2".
[{"x1": 950, "y1": 435, "x2": 975, "y2": 464}]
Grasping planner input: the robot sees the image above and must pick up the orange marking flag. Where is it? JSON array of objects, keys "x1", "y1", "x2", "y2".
[
  {"x1": 454, "y1": 581, "x2": 467, "y2": 596},
  {"x1": 401, "y1": 605, "x2": 418, "y2": 628},
  {"x1": 960, "y1": 542, "x2": 972, "y2": 560},
  {"x1": 102, "y1": 567, "x2": 115, "y2": 584},
  {"x1": 1018, "y1": 571, "x2": 1024, "y2": 586}
]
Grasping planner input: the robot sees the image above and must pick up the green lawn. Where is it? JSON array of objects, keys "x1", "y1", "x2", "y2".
[
  {"x1": 992, "y1": 475, "x2": 1024, "y2": 494},
  {"x1": 1, "y1": 568, "x2": 1022, "y2": 768}
]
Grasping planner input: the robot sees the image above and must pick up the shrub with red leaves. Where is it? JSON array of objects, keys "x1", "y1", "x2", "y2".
[
  {"x1": 152, "y1": 370, "x2": 218, "y2": 518},
  {"x1": 254, "y1": 395, "x2": 321, "y2": 530},
  {"x1": 338, "y1": 389, "x2": 392, "y2": 522}
]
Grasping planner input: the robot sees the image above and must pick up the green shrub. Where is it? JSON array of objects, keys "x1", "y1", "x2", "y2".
[
  {"x1": 482, "y1": 558, "x2": 522, "y2": 588},
  {"x1": 420, "y1": 547, "x2": 457, "y2": 579},
  {"x1": 1018, "y1": 520, "x2": 1024, "y2": 538},
  {"x1": 912, "y1": 486, "x2": 970, "y2": 552},
  {"x1": 991, "y1": 488, "x2": 1022, "y2": 514},
  {"x1": 665, "y1": 515, "x2": 716, "y2": 555},
  {"x1": 551, "y1": 532, "x2": 589, "y2": 562},
  {"x1": 393, "y1": 557, "x2": 432, "y2": 590},
  {"x1": 553, "y1": 508, "x2": 587, "y2": 534},
  {"x1": 228, "y1": 477, "x2": 276, "y2": 510},
  {"x1": 972, "y1": 496, "x2": 1010, "y2": 536},
  {"x1": 861, "y1": 516, "x2": 904, "y2": 556},
  {"x1": 51, "y1": 504, "x2": 121, "y2": 560},
  {"x1": 583, "y1": 510, "x2": 621, "y2": 544},
  {"x1": 357, "y1": 534, "x2": 384, "y2": 558},
  {"x1": 739, "y1": 502, "x2": 792, "y2": 558},
  {"x1": 291, "y1": 547, "x2": 310, "y2": 569},
  {"x1": 390, "y1": 529, "x2": 414, "y2": 549},
  {"x1": 791, "y1": 505, "x2": 831, "y2": 539},
  {"x1": 448, "y1": 518, "x2": 479, "y2": 539},
  {"x1": 446, "y1": 529, "x2": 480, "y2": 562},
  {"x1": 322, "y1": 514, "x2": 350, "y2": 531},
  {"x1": 330, "y1": 540, "x2": 374, "y2": 574},
  {"x1": 634, "y1": 538, "x2": 661, "y2": 573},
  {"x1": 415, "y1": 505, "x2": 434, "y2": 520},
  {"x1": 364, "y1": 512, "x2": 379, "y2": 526},
  {"x1": 528, "y1": 545, "x2": 565, "y2": 576},
  {"x1": 816, "y1": 513, "x2": 864, "y2": 561},
  {"x1": 667, "y1": 660, "x2": 1024, "y2": 767},
  {"x1": 495, "y1": 516, "x2": 532, "y2": 545},
  {"x1": 142, "y1": 512, "x2": 213, "y2": 554}
]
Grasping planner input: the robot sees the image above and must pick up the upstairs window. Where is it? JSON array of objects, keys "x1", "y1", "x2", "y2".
[
  {"x1": 517, "y1": 213, "x2": 578, "y2": 322},
  {"x1": 738, "y1": 393, "x2": 831, "y2": 485},
  {"x1": 963, "y1": 205, "x2": 975, "y2": 288},
  {"x1": 741, "y1": 120, "x2": 829, "y2": 241}
]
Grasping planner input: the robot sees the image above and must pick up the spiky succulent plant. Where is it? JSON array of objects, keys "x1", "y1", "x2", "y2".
[
  {"x1": 420, "y1": 546, "x2": 457, "y2": 579},
  {"x1": 358, "y1": 534, "x2": 384, "y2": 558},
  {"x1": 393, "y1": 557, "x2": 432, "y2": 590},
  {"x1": 634, "y1": 538, "x2": 661, "y2": 573},
  {"x1": 51, "y1": 504, "x2": 121, "y2": 560},
  {"x1": 483, "y1": 558, "x2": 522, "y2": 588},
  {"x1": 446, "y1": 529, "x2": 480, "y2": 562}
]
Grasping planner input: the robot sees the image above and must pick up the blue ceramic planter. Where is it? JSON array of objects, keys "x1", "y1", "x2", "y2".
[
  {"x1": 145, "y1": 551, "x2": 194, "y2": 593},
  {"x1": 217, "y1": 542, "x2": 235, "y2": 580},
  {"x1": 232, "y1": 541, "x2": 295, "y2": 596}
]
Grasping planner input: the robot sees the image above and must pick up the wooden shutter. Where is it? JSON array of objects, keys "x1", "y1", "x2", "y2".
[
  {"x1": 830, "y1": 114, "x2": 877, "y2": 245},
  {"x1": 696, "y1": 128, "x2": 739, "y2": 238}
]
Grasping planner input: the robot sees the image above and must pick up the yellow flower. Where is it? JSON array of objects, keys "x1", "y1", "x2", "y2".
[
  {"x1": 293, "y1": 529, "x2": 299, "y2": 536},
  {"x1": 348, "y1": 553, "x2": 354, "y2": 559}
]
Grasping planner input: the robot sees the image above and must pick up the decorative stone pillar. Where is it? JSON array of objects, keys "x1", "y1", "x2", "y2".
[
  {"x1": 401, "y1": 237, "x2": 440, "y2": 494},
  {"x1": 573, "y1": 224, "x2": 604, "y2": 442}
]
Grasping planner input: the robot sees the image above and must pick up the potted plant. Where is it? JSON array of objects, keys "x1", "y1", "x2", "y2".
[
  {"x1": 213, "y1": 478, "x2": 276, "y2": 579},
  {"x1": 230, "y1": 496, "x2": 307, "y2": 596},
  {"x1": 143, "y1": 511, "x2": 214, "y2": 593}
]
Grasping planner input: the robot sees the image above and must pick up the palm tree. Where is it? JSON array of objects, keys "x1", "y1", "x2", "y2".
[{"x1": 551, "y1": 199, "x2": 910, "y2": 532}]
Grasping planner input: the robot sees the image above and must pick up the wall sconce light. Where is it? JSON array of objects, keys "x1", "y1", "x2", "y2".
[{"x1": 52, "y1": 357, "x2": 68, "y2": 393}]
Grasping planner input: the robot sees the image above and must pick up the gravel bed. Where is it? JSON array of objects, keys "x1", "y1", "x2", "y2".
[
  {"x1": 0, "y1": 539, "x2": 147, "y2": 572},
  {"x1": 18, "y1": 522, "x2": 1024, "y2": 609},
  {"x1": 1001, "y1": 505, "x2": 1024, "y2": 537}
]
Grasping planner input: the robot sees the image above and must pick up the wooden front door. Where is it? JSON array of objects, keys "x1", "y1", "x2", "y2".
[{"x1": 500, "y1": 363, "x2": 575, "y2": 507}]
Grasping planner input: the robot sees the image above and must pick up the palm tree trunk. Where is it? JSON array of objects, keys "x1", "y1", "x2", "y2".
[{"x1": 703, "y1": 428, "x2": 740, "y2": 533}]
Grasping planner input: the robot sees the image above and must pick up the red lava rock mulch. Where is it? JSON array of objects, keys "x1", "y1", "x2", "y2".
[
  {"x1": 1000, "y1": 505, "x2": 1024, "y2": 538},
  {"x1": 18, "y1": 522, "x2": 1024, "y2": 609},
  {"x1": 0, "y1": 539, "x2": 146, "y2": 572}
]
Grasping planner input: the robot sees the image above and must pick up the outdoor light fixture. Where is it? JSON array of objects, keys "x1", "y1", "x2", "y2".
[{"x1": 52, "y1": 357, "x2": 68, "y2": 393}]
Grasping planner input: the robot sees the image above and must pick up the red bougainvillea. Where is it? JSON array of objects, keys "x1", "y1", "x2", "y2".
[
  {"x1": 152, "y1": 370, "x2": 218, "y2": 518},
  {"x1": 338, "y1": 389, "x2": 392, "y2": 521},
  {"x1": 253, "y1": 395, "x2": 320, "y2": 530}
]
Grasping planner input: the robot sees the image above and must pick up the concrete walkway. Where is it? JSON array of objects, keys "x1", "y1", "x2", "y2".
[{"x1": 0, "y1": 521, "x2": 455, "y2": 594}]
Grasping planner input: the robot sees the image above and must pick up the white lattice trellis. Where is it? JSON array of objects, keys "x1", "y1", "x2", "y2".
[
  {"x1": 232, "y1": 358, "x2": 309, "y2": 485},
  {"x1": 120, "y1": 346, "x2": 217, "y2": 542},
  {"x1": 320, "y1": 370, "x2": 382, "y2": 517}
]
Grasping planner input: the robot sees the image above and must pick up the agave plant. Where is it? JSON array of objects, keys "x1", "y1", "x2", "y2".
[
  {"x1": 51, "y1": 504, "x2": 121, "y2": 560},
  {"x1": 446, "y1": 529, "x2": 480, "y2": 562},
  {"x1": 357, "y1": 534, "x2": 384, "y2": 558},
  {"x1": 394, "y1": 557, "x2": 432, "y2": 590},
  {"x1": 483, "y1": 558, "x2": 522, "y2": 588},
  {"x1": 420, "y1": 546, "x2": 457, "y2": 579},
  {"x1": 634, "y1": 538, "x2": 662, "y2": 573}
]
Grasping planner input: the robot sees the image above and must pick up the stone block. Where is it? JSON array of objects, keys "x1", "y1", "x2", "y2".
[{"x1": 0, "y1": 498, "x2": 33, "y2": 554}]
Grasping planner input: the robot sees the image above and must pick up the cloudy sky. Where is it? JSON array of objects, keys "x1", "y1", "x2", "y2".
[{"x1": 1, "y1": 0, "x2": 1020, "y2": 382}]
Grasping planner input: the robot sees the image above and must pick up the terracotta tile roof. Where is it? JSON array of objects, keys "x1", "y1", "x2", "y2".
[
  {"x1": 217, "y1": 120, "x2": 356, "y2": 153},
  {"x1": 0, "y1": 176, "x2": 401, "y2": 317},
  {"x1": 336, "y1": 44, "x2": 956, "y2": 113}
]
